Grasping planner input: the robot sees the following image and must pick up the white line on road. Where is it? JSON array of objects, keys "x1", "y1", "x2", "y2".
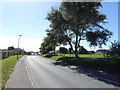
[{"x1": 25, "y1": 64, "x2": 35, "y2": 88}]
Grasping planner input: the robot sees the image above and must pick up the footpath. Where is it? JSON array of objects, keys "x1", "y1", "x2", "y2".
[{"x1": 5, "y1": 56, "x2": 32, "y2": 88}]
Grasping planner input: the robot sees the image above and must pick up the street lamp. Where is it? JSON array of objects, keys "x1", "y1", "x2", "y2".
[{"x1": 17, "y1": 35, "x2": 22, "y2": 60}]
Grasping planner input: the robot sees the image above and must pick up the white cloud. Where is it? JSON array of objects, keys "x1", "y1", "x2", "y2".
[{"x1": 0, "y1": 35, "x2": 43, "y2": 52}]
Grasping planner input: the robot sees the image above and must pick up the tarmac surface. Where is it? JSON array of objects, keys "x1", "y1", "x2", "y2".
[{"x1": 5, "y1": 56, "x2": 120, "y2": 88}]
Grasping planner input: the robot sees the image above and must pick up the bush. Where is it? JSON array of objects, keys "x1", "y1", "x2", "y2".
[
  {"x1": 107, "y1": 41, "x2": 120, "y2": 61},
  {"x1": 59, "y1": 47, "x2": 68, "y2": 54}
]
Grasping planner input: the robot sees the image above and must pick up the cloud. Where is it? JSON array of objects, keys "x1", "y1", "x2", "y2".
[{"x1": 0, "y1": 35, "x2": 43, "y2": 52}]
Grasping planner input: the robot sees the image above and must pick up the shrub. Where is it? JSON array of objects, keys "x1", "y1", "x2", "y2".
[{"x1": 107, "y1": 41, "x2": 120, "y2": 61}]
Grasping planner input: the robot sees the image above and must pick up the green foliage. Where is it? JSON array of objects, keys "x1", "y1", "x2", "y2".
[
  {"x1": 107, "y1": 41, "x2": 120, "y2": 60},
  {"x1": 8, "y1": 46, "x2": 14, "y2": 50},
  {"x1": 41, "y1": 54, "x2": 104, "y2": 59},
  {"x1": 0, "y1": 55, "x2": 23, "y2": 89},
  {"x1": 40, "y1": 42, "x2": 54, "y2": 54},
  {"x1": 46, "y1": 2, "x2": 112, "y2": 58},
  {"x1": 57, "y1": 57, "x2": 119, "y2": 75},
  {"x1": 59, "y1": 47, "x2": 68, "y2": 54},
  {"x1": 86, "y1": 30, "x2": 112, "y2": 48},
  {"x1": 39, "y1": 42, "x2": 46, "y2": 54}
]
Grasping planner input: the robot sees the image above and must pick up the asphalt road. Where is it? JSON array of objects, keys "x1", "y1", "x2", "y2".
[{"x1": 23, "y1": 56, "x2": 117, "y2": 88}]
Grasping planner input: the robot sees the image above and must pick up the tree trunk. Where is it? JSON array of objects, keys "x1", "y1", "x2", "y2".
[
  {"x1": 74, "y1": 50, "x2": 79, "y2": 58},
  {"x1": 74, "y1": 52, "x2": 79, "y2": 58},
  {"x1": 75, "y1": 33, "x2": 79, "y2": 58},
  {"x1": 68, "y1": 40, "x2": 79, "y2": 58}
]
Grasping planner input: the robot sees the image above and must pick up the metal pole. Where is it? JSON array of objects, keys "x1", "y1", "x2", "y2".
[{"x1": 17, "y1": 35, "x2": 22, "y2": 60}]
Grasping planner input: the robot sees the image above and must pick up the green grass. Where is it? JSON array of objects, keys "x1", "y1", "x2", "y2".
[
  {"x1": 0, "y1": 55, "x2": 23, "y2": 89},
  {"x1": 64, "y1": 54, "x2": 104, "y2": 58},
  {"x1": 40, "y1": 54, "x2": 120, "y2": 75},
  {"x1": 40, "y1": 54, "x2": 104, "y2": 59}
]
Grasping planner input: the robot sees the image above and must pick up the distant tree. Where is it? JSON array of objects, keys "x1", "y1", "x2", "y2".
[
  {"x1": 39, "y1": 42, "x2": 54, "y2": 54},
  {"x1": 39, "y1": 42, "x2": 46, "y2": 54},
  {"x1": 45, "y1": 29, "x2": 60, "y2": 55},
  {"x1": 59, "y1": 47, "x2": 68, "y2": 54},
  {"x1": 46, "y1": 2, "x2": 112, "y2": 58},
  {"x1": 78, "y1": 46, "x2": 88, "y2": 54},
  {"x1": 27, "y1": 52, "x2": 31, "y2": 55},
  {"x1": 8, "y1": 46, "x2": 14, "y2": 50}
]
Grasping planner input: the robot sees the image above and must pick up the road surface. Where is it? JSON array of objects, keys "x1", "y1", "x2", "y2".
[{"x1": 22, "y1": 56, "x2": 117, "y2": 88}]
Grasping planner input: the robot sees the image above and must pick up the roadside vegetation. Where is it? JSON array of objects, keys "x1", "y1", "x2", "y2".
[
  {"x1": 40, "y1": 54, "x2": 120, "y2": 75},
  {"x1": 0, "y1": 55, "x2": 23, "y2": 89},
  {"x1": 40, "y1": 2, "x2": 112, "y2": 58},
  {"x1": 39, "y1": 2, "x2": 119, "y2": 76}
]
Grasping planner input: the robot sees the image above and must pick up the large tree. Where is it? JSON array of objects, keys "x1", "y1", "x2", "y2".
[{"x1": 46, "y1": 2, "x2": 112, "y2": 58}]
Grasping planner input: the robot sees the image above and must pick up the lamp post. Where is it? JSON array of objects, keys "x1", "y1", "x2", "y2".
[{"x1": 17, "y1": 35, "x2": 22, "y2": 60}]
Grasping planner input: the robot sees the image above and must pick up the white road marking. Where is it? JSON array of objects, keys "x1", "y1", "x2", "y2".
[{"x1": 25, "y1": 63, "x2": 35, "y2": 88}]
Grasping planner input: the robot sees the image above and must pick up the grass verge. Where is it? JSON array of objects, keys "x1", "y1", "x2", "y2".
[
  {"x1": 41, "y1": 54, "x2": 120, "y2": 75},
  {"x1": 0, "y1": 55, "x2": 23, "y2": 89}
]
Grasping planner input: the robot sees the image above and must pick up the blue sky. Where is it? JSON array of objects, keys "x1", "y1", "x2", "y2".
[{"x1": 0, "y1": 2, "x2": 118, "y2": 51}]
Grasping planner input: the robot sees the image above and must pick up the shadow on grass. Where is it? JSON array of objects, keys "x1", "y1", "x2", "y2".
[
  {"x1": 53, "y1": 57, "x2": 120, "y2": 87},
  {"x1": 44, "y1": 54, "x2": 59, "y2": 58}
]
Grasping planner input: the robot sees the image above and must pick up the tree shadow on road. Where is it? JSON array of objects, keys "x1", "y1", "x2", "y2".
[{"x1": 52, "y1": 57, "x2": 120, "y2": 87}]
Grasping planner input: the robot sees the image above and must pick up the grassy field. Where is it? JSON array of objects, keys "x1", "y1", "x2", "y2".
[
  {"x1": 65, "y1": 54, "x2": 104, "y2": 58},
  {"x1": 41, "y1": 54, "x2": 120, "y2": 75},
  {"x1": 0, "y1": 55, "x2": 23, "y2": 89},
  {"x1": 41, "y1": 54, "x2": 104, "y2": 60}
]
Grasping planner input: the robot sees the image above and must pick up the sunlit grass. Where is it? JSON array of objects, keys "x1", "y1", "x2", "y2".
[
  {"x1": 40, "y1": 54, "x2": 104, "y2": 59},
  {"x1": 64, "y1": 54, "x2": 104, "y2": 58}
]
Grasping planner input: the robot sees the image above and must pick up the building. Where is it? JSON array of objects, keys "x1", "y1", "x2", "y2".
[
  {"x1": 14, "y1": 48, "x2": 25, "y2": 55},
  {"x1": 95, "y1": 49, "x2": 108, "y2": 54},
  {"x1": 0, "y1": 48, "x2": 25, "y2": 60}
]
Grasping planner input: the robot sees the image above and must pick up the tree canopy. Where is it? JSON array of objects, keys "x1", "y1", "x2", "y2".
[
  {"x1": 107, "y1": 41, "x2": 120, "y2": 60},
  {"x1": 40, "y1": 41, "x2": 54, "y2": 54},
  {"x1": 8, "y1": 46, "x2": 14, "y2": 50},
  {"x1": 41, "y1": 2, "x2": 112, "y2": 58}
]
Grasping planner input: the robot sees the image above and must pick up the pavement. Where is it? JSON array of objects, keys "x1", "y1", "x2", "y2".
[
  {"x1": 5, "y1": 56, "x2": 32, "y2": 88},
  {"x1": 5, "y1": 56, "x2": 120, "y2": 88}
]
